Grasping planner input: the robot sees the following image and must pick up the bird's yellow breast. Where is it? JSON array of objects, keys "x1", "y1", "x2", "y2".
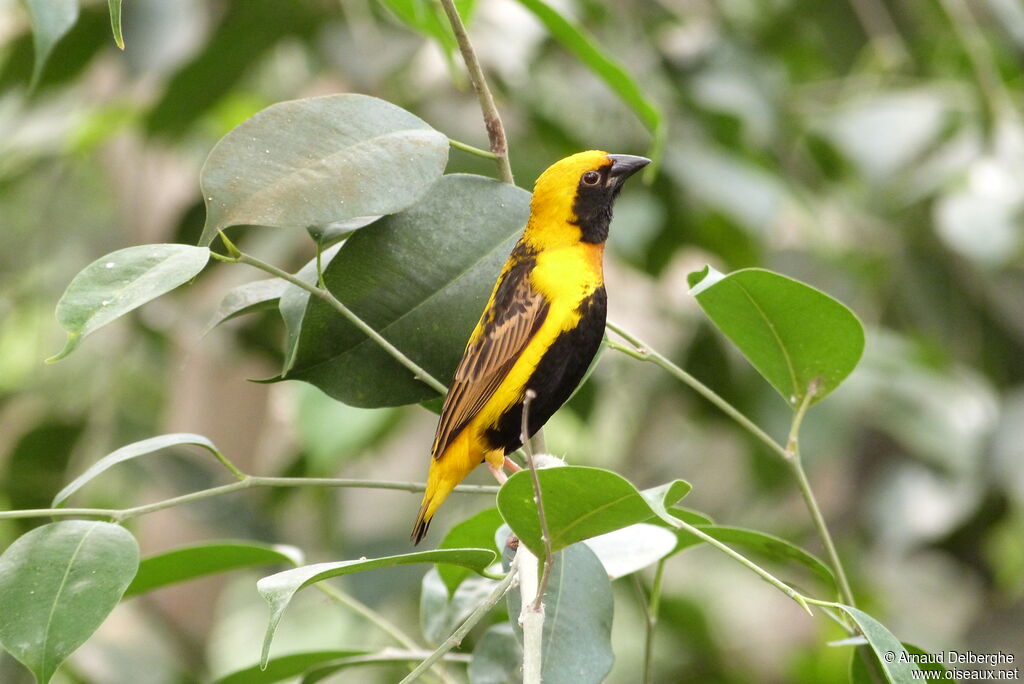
[{"x1": 471, "y1": 241, "x2": 604, "y2": 433}]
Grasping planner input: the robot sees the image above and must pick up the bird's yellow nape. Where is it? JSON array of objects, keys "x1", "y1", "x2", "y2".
[{"x1": 525, "y1": 150, "x2": 611, "y2": 248}]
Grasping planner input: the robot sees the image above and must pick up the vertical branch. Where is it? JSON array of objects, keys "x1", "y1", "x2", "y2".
[
  {"x1": 520, "y1": 390, "x2": 554, "y2": 608},
  {"x1": 438, "y1": 0, "x2": 515, "y2": 184},
  {"x1": 517, "y1": 389, "x2": 552, "y2": 684}
]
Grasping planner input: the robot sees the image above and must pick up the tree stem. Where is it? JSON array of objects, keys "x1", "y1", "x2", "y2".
[
  {"x1": 399, "y1": 568, "x2": 517, "y2": 684},
  {"x1": 438, "y1": 0, "x2": 515, "y2": 184},
  {"x1": 520, "y1": 390, "x2": 554, "y2": 611}
]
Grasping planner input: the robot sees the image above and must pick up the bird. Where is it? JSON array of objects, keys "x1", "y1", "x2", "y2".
[{"x1": 411, "y1": 150, "x2": 650, "y2": 544}]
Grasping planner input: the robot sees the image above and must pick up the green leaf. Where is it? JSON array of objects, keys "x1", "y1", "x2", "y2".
[
  {"x1": 851, "y1": 643, "x2": 952, "y2": 683},
  {"x1": 437, "y1": 507, "x2": 504, "y2": 596},
  {"x1": 205, "y1": 278, "x2": 290, "y2": 334},
  {"x1": 256, "y1": 548, "x2": 495, "y2": 667},
  {"x1": 506, "y1": 543, "x2": 613, "y2": 684},
  {"x1": 420, "y1": 568, "x2": 498, "y2": 644},
  {"x1": 278, "y1": 244, "x2": 342, "y2": 375},
  {"x1": 48, "y1": 244, "x2": 210, "y2": 362},
  {"x1": 497, "y1": 466, "x2": 690, "y2": 562},
  {"x1": 213, "y1": 650, "x2": 368, "y2": 684},
  {"x1": 52, "y1": 433, "x2": 224, "y2": 507},
  {"x1": 469, "y1": 623, "x2": 521, "y2": 684},
  {"x1": 26, "y1": 0, "x2": 79, "y2": 89},
  {"x1": 124, "y1": 541, "x2": 303, "y2": 598},
  {"x1": 583, "y1": 523, "x2": 677, "y2": 579},
  {"x1": 199, "y1": 93, "x2": 449, "y2": 245},
  {"x1": 107, "y1": 0, "x2": 123, "y2": 49},
  {"x1": 514, "y1": 0, "x2": 664, "y2": 174},
  {"x1": 0, "y1": 521, "x2": 139, "y2": 684},
  {"x1": 285, "y1": 174, "x2": 531, "y2": 407},
  {"x1": 670, "y1": 525, "x2": 836, "y2": 592},
  {"x1": 688, "y1": 266, "x2": 865, "y2": 406},
  {"x1": 831, "y1": 604, "x2": 922, "y2": 683}
]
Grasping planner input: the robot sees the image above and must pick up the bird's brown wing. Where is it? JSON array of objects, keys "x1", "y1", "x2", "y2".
[{"x1": 432, "y1": 260, "x2": 549, "y2": 459}]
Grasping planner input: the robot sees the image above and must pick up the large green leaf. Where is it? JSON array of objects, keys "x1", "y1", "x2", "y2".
[
  {"x1": 0, "y1": 521, "x2": 139, "y2": 684},
  {"x1": 469, "y1": 623, "x2": 521, "y2": 684},
  {"x1": 850, "y1": 643, "x2": 951, "y2": 683},
  {"x1": 52, "y1": 433, "x2": 224, "y2": 507},
  {"x1": 437, "y1": 507, "x2": 504, "y2": 597},
  {"x1": 199, "y1": 94, "x2": 449, "y2": 244},
  {"x1": 124, "y1": 541, "x2": 303, "y2": 598},
  {"x1": 583, "y1": 523, "x2": 677, "y2": 579},
  {"x1": 506, "y1": 543, "x2": 614, "y2": 684},
  {"x1": 213, "y1": 650, "x2": 368, "y2": 684},
  {"x1": 205, "y1": 277, "x2": 290, "y2": 334},
  {"x1": 496, "y1": 466, "x2": 690, "y2": 562},
  {"x1": 106, "y1": 0, "x2": 123, "y2": 49},
  {"x1": 279, "y1": 244, "x2": 342, "y2": 375},
  {"x1": 26, "y1": 0, "x2": 79, "y2": 89},
  {"x1": 420, "y1": 568, "x2": 498, "y2": 645},
  {"x1": 668, "y1": 525, "x2": 836, "y2": 592},
  {"x1": 515, "y1": 0, "x2": 663, "y2": 172},
  {"x1": 831, "y1": 604, "x2": 922, "y2": 683},
  {"x1": 48, "y1": 244, "x2": 210, "y2": 362},
  {"x1": 256, "y1": 548, "x2": 495, "y2": 667},
  {"x1": 688, "y1": 266, "x2": 865, "y2": 406},
  {"x1": 284, "y1": 174, "x2": 531, "y2": 407}
]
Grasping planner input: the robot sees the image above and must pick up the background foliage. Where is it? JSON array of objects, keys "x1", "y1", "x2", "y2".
[{"x1": 1, "y1": 0, "x2": 1023, "y2": 682}]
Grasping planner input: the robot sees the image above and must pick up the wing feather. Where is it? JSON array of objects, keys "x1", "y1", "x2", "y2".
[{"x1": 432, "y1": 260, "x2": 548, "y2": 459}]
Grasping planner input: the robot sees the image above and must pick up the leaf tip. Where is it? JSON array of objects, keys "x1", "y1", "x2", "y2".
[{"x1": 45, "y1": 333, "x2": 81, "y2": 363}]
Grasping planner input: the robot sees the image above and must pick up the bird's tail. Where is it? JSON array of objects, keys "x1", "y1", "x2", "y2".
[
  {"x1": 411, "y1": 432, "x2": 481, "y2": 544},
  {"x1": 411, "y1": 464, "x2": 457, "y2": 545}
]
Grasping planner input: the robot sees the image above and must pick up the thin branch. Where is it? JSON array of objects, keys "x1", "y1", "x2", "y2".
[
  {"x1": 638, "y1": 559, "x2": 665, "y2": 684},
  {"x1": 785, "y1": 381, "x2": 857, "y2": 609},
  {"x1": 669, "y1": 518, "x2": 813, "y2": 616},
  {"x1": 438, "y1": 0, "x2": 514, "y2": 184},
  {"x1": 520, "y1": 389, "x2": 554, "y2": 610},
  {"x1": 605, "y1": 323, "x2": 788, "y2": 460},
  {"x1": 0, "y1": 477, "x2": 499, "y2": 522},
  {"x1": 220, "y1": 240, "x2": 447, "y2": 396},
  {"x1": 607, "y1": 322, "x2": 858, "y2": 611},
  {"x1": 449, "y1": 138, "x2": 499, "y2": 160},
  {"x1": 846, "y1": 0, "x2": 910, "y2": 68},
  {"x1": 399, "y1": 568, "x2": 518, "y2": 684}
]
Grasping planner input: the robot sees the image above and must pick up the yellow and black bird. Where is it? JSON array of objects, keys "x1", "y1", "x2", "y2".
[{"x1": 412, "y1": 150, "x2": 650, "y2": 544}]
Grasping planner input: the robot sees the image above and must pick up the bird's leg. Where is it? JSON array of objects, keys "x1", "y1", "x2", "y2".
[
  {"x1": 503, "y1": 458, "x2": 522, "y2": 473},
  {"x1": 487, "y1": 461, "x2": 508, "y2": 484}
]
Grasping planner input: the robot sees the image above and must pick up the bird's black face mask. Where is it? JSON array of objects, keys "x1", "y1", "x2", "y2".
[{"x1": 571, "y1": 154, "x2": 649, "y2": 243}]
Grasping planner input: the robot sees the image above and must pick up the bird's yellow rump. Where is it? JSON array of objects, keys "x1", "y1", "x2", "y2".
[{"x1": 412, "y1": 150, "x2": 649, "y2": 543}]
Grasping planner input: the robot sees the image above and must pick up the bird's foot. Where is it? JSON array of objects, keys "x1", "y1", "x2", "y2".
[
  {"x1": 488, "y1": 461, "x2": 508, "y2": 484},
  {"x1": 503, "y1": 458, "x2": 522, "y2": 473}
]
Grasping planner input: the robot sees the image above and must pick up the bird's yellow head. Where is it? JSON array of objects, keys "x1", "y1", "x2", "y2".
[{"x1": 525, "y1": 150, "x2": 650, "y2": 249}]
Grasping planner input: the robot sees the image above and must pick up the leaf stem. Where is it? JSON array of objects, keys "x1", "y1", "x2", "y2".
[
  {"x1": 669, "y1": 518, "x2": 813, "y2": 616},
  {"x1": 785, "y1": 382, "x2": 857, "y2": 608},
  {"x1": 438, "y1": 0, "x2": 514, "y2": 184},
  {"x1": 0, "y1": 478, "x2": 499, "y2": 521},
  {"x1": 448, "y1": 138, "x2": 499, "y2": 160},
  {"x1": 232, "y1": 249, "x2": 448, "y2": 395},
  {"x1": 605, "y1": 322, "x2": 787, "y2": 460},
  {"x1": 399, "y1": 567, "x2": 518, "y2": 684}
]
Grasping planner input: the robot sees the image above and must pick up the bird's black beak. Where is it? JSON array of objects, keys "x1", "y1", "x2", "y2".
[{"x1": 606, "y1": 154, "x2": 651, "y2": 185}]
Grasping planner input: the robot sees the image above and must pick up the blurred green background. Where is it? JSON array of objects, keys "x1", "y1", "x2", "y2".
[{"x1": 1, "y1": 0, "x2": 1023, "y2": 682}]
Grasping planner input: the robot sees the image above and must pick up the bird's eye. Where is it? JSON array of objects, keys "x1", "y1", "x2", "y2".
[{"x1": 582, "y1": 171, "x2": 600, "y2": 185}]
